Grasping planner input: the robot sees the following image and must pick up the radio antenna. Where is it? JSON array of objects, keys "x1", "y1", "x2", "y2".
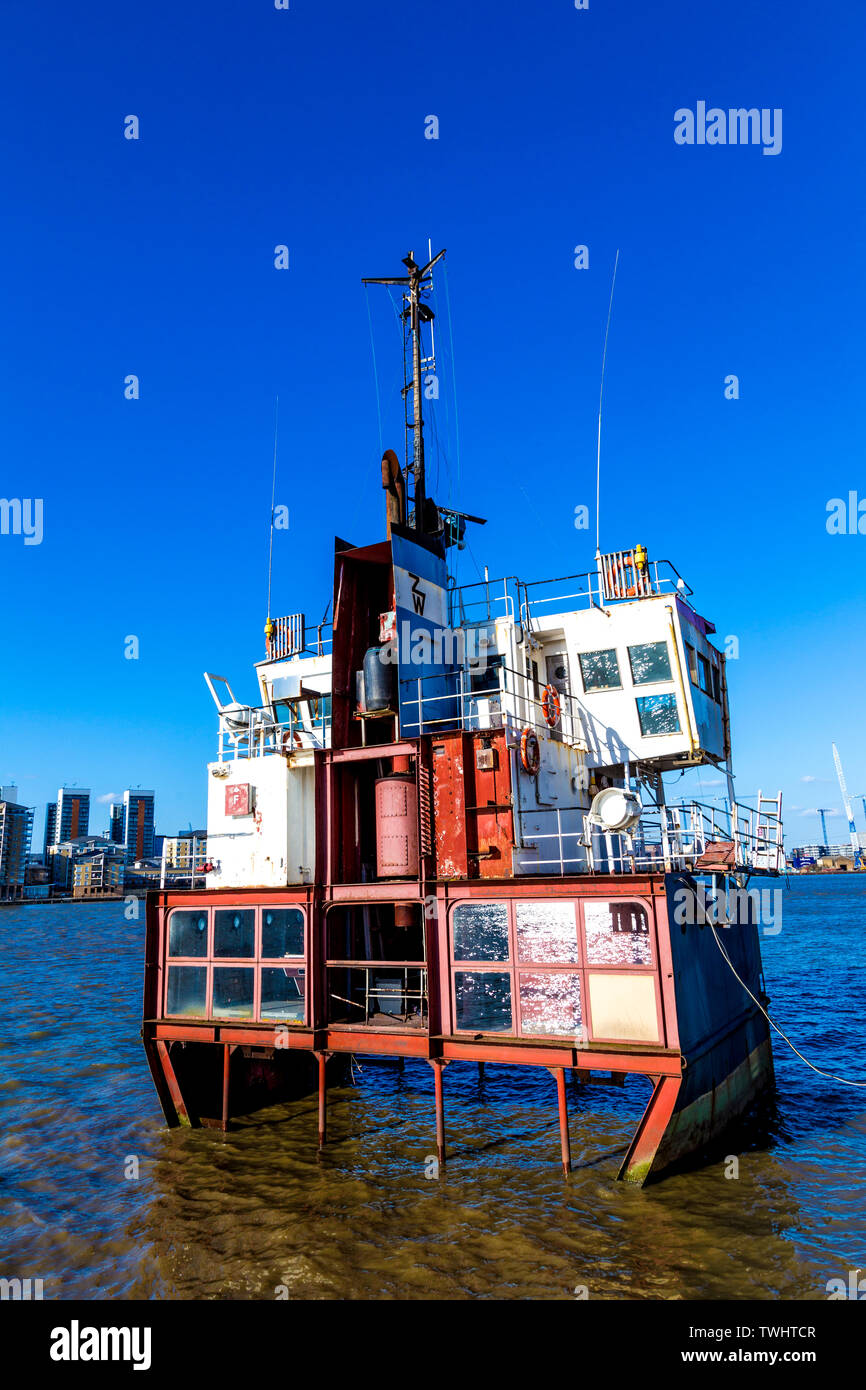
[
  {"x1": 265, "y1": 395, "x2": 279, "y2": 650},
  {"x1": 595, "y1": 249, "x2": 620, "y2": 554}
]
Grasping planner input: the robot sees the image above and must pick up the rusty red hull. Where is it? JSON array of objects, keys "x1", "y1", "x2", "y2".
[{"x1": 142, "y1": 869, "x2": 773, "y2": 1184}]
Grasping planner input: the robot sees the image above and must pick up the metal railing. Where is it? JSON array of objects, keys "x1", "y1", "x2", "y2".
[
  {"x1": 518, "y1": 799, "x2": 784, "y2": 876},
  {"x1": 327, "y1": 965, "x2": 428, "y2": 1026},
  {"x1": 400, "y1": 661, "x2": 588, "y2": 746},
  {"x1": 159, "y1": 835, "x2": 209, "y2": 889},
  {"x1": 266, "y1": 616, "x2": 333, "y2": 661},
  {"x1": 519, "y1": 557, "x2": 693, "y2": 627},
  {"x1": 215, "y1": 700, "x2": 331, "y2": 761}
]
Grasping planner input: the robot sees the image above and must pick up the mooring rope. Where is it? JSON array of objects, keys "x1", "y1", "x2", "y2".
[{"x1": 710, "y1": 925, "x2": 866, "y2": 1087}]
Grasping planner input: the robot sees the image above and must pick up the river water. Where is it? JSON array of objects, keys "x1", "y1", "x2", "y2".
[{"x1": 1, "y1": 876, "x2": 864, "y2": 1300}]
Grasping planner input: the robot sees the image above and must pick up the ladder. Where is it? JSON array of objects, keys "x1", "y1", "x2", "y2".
[{"x1": 754, "y1": 790, "x2": 784, "y2": 872}]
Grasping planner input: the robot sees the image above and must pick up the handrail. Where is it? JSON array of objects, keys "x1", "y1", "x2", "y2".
[
  {"x1": 215, "y1": 699, "x2": 331, "y2": 761},
  {"x1": 518, "y1": 797, "x2": 783, "y2": 876},
  {"x1": 399, "y1": 661, "x2": 588, "y2": 745}
]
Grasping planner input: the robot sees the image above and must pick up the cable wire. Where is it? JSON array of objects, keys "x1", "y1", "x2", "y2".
[
  {"x1": 364, "y1": 286, "x2": 384, "y2": 458},
  {"x1": 711, "y1": 923, "x2": 866, "y2": 1087}
]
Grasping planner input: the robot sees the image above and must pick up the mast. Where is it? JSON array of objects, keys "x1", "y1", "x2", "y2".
[{"x1": 363, "y1": 247, "x2": 446, "y2": 530}]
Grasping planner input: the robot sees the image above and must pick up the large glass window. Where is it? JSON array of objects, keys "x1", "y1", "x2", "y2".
[
  {"x1": 578, "y1": 648, "x2": 621, "y2": 692},
  {"x1": 165, "y1": 965, "x2": 207, "y2": 1016},
  {"x1": 260, "y1": 967, "x2": 305, "y2": 1021},
  {"x1": 454, "y1": 970, "x2": 512, "y2": 1031},
  {"x1": 518, "y1": 972, "x2": 582, "y2": 1035},
  {"x1": 168, "y1": 909, "x2": 208, "y2": 957},
  {"x1": 584, "y1": 900, "x2": 651, "y2": 966},
  {"x1": 636, "y1": 692, "x2": 681, "y2": 736},
  {"x1": 162, "y1": 906, "x2": 307, "y2": 1023},
  {"x1": 451, "y1": 900, "x2": 584, "y2": 1038},
  {"x1": 212, "y1": 966, "x2": 254, "y2": 1019},
  {"x1": 628, "y1": 641, "x2": 672, "y2": 685},
  {"x1": 452, "y1": 901, "x2": 509, "y2": 961},
  {"x1": 515, "y1": 901, "x2": 579, "y2": 963},
  {"x1": 261, "y1": 907, "x2": 304, "y2": 958},
  {"x1": 214, "y1": 908, "x2": 255, "y2": 958}
]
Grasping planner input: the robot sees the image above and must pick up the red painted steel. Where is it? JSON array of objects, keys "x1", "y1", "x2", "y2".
[
  {"x1": 221, "y1": 1044, "x2": 231, "y2": 1131},
  {"x1": 316, "y1": 1051, "x2": 328, "y2": 1148},
  {"x1": 144, "y1": 857, "x2": 686, "y2": 1178},
  {"x1": 617, "y1": 1074, "x2": 683, "y2": 1184},
  {"x1": 155, "y1": 1040, "x2": 193, "y2": 1127},
  {"x1": 431, "y1": 730, "x2": 514, "y2": 879},
  {"x1": 375, "y1": 775, "x2": 420, "y2": 877},
  {"x1": 431, "y1": 1059, "x2": 447, "y2": 1168},
  {"x1": 554, "y1": 1067, "x2": 571, "y2": 1175}
]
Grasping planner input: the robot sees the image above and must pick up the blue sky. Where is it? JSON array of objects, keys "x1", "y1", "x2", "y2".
[{"x1": 1, "y1": 0, "x2": 864, "y2": 847}]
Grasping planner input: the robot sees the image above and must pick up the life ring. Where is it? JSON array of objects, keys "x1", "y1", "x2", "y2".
[
  {"x1": 541, "y1": 684, "x2": 561, "y2": 728},
  {"x1": 520, "y1": 727, "x2": 540, "y2": 775},
  {"x1": 280, "y1": 729, "x2": 302, "y2": 754}
]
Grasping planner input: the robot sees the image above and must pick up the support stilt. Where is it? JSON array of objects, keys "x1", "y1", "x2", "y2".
[
  {"x1": 430, "y1": 1060, "x2": 446, "y2": 1169},
  {"x1": 221, "y1": 1043, "x2": 231, "y2": 1132},
  {"x1": 316, "y1": 1051, "x2": 328, "y2": 1150},
  {"x1": 154, "y1": 1039, "x2": 193, "y2": 1127},
  {"x1": 554, "y1": 1067, "x2": 571, "y2": 1176},
  {"x1": 617, "y1": 1074, "x2": 682, "y2": 1185}
]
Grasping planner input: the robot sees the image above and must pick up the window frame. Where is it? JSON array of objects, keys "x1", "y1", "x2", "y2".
[
  {"x1": 635, "y1": 691, "x2": 682, "y2": 738},
  {"x1": 577, "y1": 647, "x2": 622, "y2": 694},
  {"x1": 448, "y1": 897, "x2": 658, "y2": 1041},
  {"x1": 627, "y1": 639, "x2": 673, "y2": 686},
  {"x1": 163, "y1": 904, "x2": 307, "y2": 1024}
]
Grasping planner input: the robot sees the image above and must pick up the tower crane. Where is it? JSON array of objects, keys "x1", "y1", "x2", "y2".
[
  {"x1": 816, "y1": 809, "x2": 834, "y2": 848},
  {"x1": 832, "y1": 743, "x2": 862, "y2": 868}
]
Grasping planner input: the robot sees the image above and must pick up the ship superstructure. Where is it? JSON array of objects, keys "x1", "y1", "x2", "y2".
[{"x1": 143, "y1": 252, "x2": 782, "y2": 1184}]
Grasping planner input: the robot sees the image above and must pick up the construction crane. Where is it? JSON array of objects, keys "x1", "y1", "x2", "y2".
[
  {"x1": 832, "y1": 743, "x2": 862, "y2": 868},
  {"x1": 816, "y1": 809, "x2": 834, "y2": 848}
]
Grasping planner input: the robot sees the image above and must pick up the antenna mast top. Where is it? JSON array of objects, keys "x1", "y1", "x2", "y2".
[{"x1": 363, "y1": 247, "x2": 446, "y2": 530}]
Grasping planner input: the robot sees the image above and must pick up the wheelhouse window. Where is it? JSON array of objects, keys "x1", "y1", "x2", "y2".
[
  {"x1": 454, "y1": 970, "x2": 512, "y2": 1032},
  {"x1": 628, "y1": 641, "x2": 672, "y2": 685},
  {"x1": 636, "y1": 692, "x2": 681, "y2": 736},
  {"x1": 685, "y1": 642, "x2": 699, "y2": 686},
  {"x1": 260, "y1": 967, "x2": 305, "y2": 1021},
  {"x1": 578, "y1": 648, "x2": 621, "y2": 692},
  {"x1": 468, "y1": 653, "x2": 503, "y2": 695},
  {"x1": 163, "y1": 906, "x2": 307, "y2": 1023},
  {"x1": 686, "y1": 643, "x2": 722, "y2": 704}
]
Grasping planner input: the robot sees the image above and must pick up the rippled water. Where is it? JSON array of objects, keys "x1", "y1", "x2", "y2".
[{"x1": 1, "y1": 877, "x2": 864, "y2": 1300}]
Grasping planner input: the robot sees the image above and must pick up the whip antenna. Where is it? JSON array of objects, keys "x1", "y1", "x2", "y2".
[
  {"x1": 265, "y1": 395, "x2": 279, "y2": 651},
  {"x1": 596, "y1": 249, "x2": 619, "y2": 554}
]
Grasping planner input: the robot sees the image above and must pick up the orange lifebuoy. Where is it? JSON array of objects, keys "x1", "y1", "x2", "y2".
[
  {"x1": 280, "y1": 729, "x2": 302, "y2": 754},
  {"x1": 520, "y1": 727, "x2": 540, "y2": 775},
  {"x1": 541, "y1": 684, "x2": 561, "y2": 728}
]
